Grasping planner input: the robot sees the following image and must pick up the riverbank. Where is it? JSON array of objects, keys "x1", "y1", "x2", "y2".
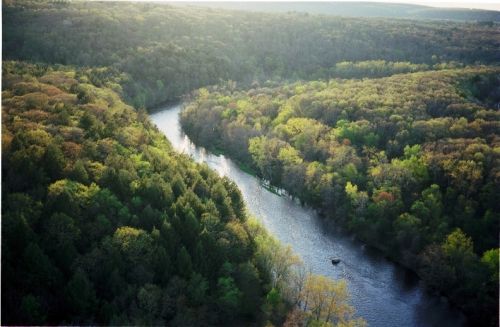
[{"x1": 150, "y1": 105, "x2": 466, "y2": 327}]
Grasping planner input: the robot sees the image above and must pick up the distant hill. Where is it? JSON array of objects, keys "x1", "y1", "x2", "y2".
[{"x1": 180, "y1": 2, "x2": 500, "y2": 22}]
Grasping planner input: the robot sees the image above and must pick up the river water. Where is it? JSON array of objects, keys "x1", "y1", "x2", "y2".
[{"x1": 151, "y1": 105, "x2": 465, "y2": 327}]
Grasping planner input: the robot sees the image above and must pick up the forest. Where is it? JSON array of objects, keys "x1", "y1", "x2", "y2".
[
  {"x1": 188, "y1": 2, "x2": 500, "y2": 21},
  {"x1": 181, "y1": 67, "x2": 500, "y2": 326},
  {"x1": 4, "y1": 1, "x2": 500, "y2": 108},
  {"x1": 2, "y1": 61, "x2": 366, "y2": 326},
  {"x1": 2, "y1": 0, "x2": 499, "y2": 326}
]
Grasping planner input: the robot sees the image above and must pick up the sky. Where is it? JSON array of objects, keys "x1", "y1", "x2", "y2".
[{"x1": 361, "y1": 1, "x2": 500, "y2": 10}]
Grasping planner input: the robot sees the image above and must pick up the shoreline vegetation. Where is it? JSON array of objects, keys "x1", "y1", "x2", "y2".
[
  {"x1": 2, "y1": 0, "x2": 499, "y2": 326},
  {"x1": 180, "y1": 67, "x2": 500, "y2": 326},
  {"x1": 194, "y1": 141, "x2": 283, "y2": 195},
  {"x1": 1, "y1": 61, "x2": 365, "y2": 326}
]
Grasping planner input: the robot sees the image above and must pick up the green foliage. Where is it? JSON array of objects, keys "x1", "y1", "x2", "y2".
[
  {"x1": 4, "y1": 1, "x2": 500, "y2": 109},
  {"x1": 176, "y1": 246, "x2": 193, "y2": 279},
  {"x1": 481, "y1": 249, "x2": 499, "y2": 283},
  {"x1": 2, "y1": 1, "x2": 499, "y2": 325},
  {"x1": 217, "y1": 277, "x2": 242, "y2": 314},
  {"x1": 20, "y1": 294, "x2": 46, "y2": 325},
  {"x1": 332, "y1": 60, "x2": 431, "y2": 78},
  {"x1": 66, "y1": 269, "x2": 97, "y2": 317},
  {"x1": 182, "y1": 67, "x2": 500, "y2": 326},
  {"x1": 1, "y1": 62, "x2": 276, "y2": 325}
]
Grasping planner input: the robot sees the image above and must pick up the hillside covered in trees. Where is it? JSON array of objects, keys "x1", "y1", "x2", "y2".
[
  {"x1": 181, "y1": 67, "x2": 500, "y2": 326},
  {"x1": 2, "y1": 0, "x2": 500, "y2": 326},
  {"x1": 1, "y1": 61, "x2": 365, "y2": 326},
  {"x1": 3, "y1": 1, "x2": 500, "y2": 109},
  {"x1": 187, "y1": 2, "x2": 500, "y2": 22}
]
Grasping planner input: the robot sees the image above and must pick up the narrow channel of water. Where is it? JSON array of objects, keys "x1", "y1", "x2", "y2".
[{"x1": 151, "y1": 105, "x2": 465, "y2": 327}]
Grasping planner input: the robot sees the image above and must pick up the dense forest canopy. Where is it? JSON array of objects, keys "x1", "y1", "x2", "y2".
[
  {"x1": 3, "y1": 0, "x2": 500, "y2": 108},
  {"x1": 2, "y1": 0, "x2": 500, "y2": 326},
  {"x1": 1, "y1": 61, "x2": 262, "y2": 325},
  {"x1": 1, "y1": 61, "x2": 365, "y2": 326},
  {"x1": 186, "y1": 2, "x2": 500, "y2": 22},
  {"x1": 181, "y1": 67, "x2": 500, "y2": 326}
]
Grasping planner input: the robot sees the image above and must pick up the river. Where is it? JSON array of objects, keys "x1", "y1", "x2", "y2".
[{"x1": 150, "y1": 105, "x2": 465, "y2": 327}]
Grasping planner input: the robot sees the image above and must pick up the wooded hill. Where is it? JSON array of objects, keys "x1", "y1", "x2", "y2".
[
  {"x1": 4, "y1": 1, "x2": 500, "y2": 108},
  {"x1": 1, "y1": 60, "x2": 366, "y2": 326},
  {"x1": 181, "y1": 67, "x2": 500, "y2": 326},
  {"x1": 2, "y1": 1, "x2": 499, "y2": 325},
  {"x1": 1, "y1": 61, "x2": 268, "y2": 325},
  {"x1": 185, "y1": 2, "x2": 500, "y2": 22}
]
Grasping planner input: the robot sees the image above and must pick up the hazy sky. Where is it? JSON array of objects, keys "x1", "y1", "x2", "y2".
[{"x1": 362, "y1": 1, "x2": 500, "y2": 10}]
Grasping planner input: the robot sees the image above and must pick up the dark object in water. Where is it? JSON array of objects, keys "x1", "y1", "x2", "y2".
[{"x1": 331, "y1": 258, "x2": 341, "y2": 265}]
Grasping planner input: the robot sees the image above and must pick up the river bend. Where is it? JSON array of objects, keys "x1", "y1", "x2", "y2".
[{"x1": 151, "y1": 105, "x2": 464, "y2": 327}]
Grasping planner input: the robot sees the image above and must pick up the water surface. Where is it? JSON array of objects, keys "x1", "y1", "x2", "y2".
[{"x1": 151, "y1": 105, "x2": 465, "y2": 327}]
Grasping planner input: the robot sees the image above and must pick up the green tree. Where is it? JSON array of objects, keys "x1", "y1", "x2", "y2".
[
  {"x1": 43, "y1": 212, "x2": 80, "y2": 270},
  {"x1": 177, "y1": 246, "x2": 193, "y2": 279},
  {"x1": 20, "y1": 294, "x2": 46, "y2": 325},
  {"x1": 481, "y1": 248, "x2": 499, "y2": 283},
  {"x1": 217, "y1": 276, "x2": 242, "y2": 317},
  {"x1": 66, "y1": 269, "x2": 97, "y2": 316},
  {"x1": 42, "y1": 143, "x2": 65, "y2": 179},
  {"x1": 69, "y1": 160, "x2": 89, "y2": 184},
  {"x1": 187, "y1": 273, "x2": 209, "y2": 306},
  {"x1": 137, "y1": 283, "x2": 162, "y2": 325}
]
